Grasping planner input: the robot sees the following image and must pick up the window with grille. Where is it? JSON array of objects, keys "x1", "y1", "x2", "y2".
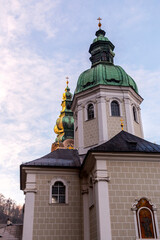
[
  {"x1": 52, "y1": 181, "x2": 65, "y2": 203},
  {"x1": 87, "y1": 104, "x2": 94, "y2": 120},
  {"x1": 111, "y1": 101, "x2": 120, "y2": 116}
]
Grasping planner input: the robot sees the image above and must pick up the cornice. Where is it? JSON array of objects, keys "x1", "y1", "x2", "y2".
[
  {"x1": 72, "y1": 85, "x2": 143, "y2": 111},
  {"x1": 91, "y1": 152, "x2": 160, "y2": 161}
]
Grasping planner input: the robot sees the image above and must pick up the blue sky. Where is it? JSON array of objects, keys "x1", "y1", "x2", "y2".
[{"x1": 0, "y1": 0, "x2": 160, "y2": 205}]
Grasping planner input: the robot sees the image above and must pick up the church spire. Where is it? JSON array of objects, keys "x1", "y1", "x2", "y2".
[{"x1": 53, "y1": 78, "x2": 74, "y2": 143}]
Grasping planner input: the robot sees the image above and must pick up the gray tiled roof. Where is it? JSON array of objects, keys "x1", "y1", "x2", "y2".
[
  {"x1": 21, "y1": 149, "x2": 81, "y2": 168},
  {"x1": 90, "y1": 131, "x2": 160, "y2": 153}
]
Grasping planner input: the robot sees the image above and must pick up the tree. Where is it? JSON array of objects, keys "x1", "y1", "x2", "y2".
[{"x1": 0, "y1": 194, "x2": 23, "y2": 224}]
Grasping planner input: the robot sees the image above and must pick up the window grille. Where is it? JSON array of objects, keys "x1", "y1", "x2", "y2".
[{"x1": 52, "y1": 181, "x2": 65, "y2": 203}]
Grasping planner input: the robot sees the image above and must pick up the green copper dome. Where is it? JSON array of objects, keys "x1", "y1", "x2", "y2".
[
  {"x1": 75, "y1": 63, "x2": 138, "y2": 94},
  {"x1": 75, "y1": 28, "x2": 138, "y2": 94}
]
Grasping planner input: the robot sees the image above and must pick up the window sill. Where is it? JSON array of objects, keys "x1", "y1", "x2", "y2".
[
  {"x1": 49, "y1": 203, "x2": 69, "y2": 206},
  {"x1": 85, "y1": 117, "x2": 96, "y2": 122}
]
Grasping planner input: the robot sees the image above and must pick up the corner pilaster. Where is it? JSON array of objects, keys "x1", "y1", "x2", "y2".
[
  {"x1": 93, "y1": 160, "x2": 112, "y2": 240},
  {"x1": 137, "y1": 107, "x2": 144, "y2": 138},
  {"x1": 22, "y1": 173, "x2": 37, "y2": 240}
]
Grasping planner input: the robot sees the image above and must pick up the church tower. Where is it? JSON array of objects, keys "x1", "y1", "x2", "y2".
[
  {"x1": 20, "y1": 21, "x2": 160, "y2": 240},
  {"x1": 51, "y1": 79, "x2": 74, "y2": 151},
  {"x1": 72, "y1": 20, "x2": 144, "y2": 154}
]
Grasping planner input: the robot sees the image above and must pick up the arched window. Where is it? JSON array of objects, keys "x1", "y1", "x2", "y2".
[
  {"x1": 101, "y1": 52, "x2": 107, "y2": 61},
  {"x1": 52, "y1": 181, "x2": 65, "y2": 203},
  {"x1": 132, "y1": 198, "x2": 159, "y2": 239},
  {"x1": 111, "y1": 101, "x2": 120, "y2": 116},
  {"x1": 133, "y1": 106, "x2": 137, "y2": 122},
  {"x1": 87, "y1": 104, "x2": 94, "y2": 120}
]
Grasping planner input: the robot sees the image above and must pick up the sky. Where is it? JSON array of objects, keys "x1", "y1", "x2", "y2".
[{"x1": 0, "y1": 0, "x2": 160, "y2": 205}]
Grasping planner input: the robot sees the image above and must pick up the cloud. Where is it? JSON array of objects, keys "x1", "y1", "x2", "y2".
[
  {"x1": 123, "y1": 65, "x2": 160, "y2": 143},
  {"x1": 0, "y1": 46, "x2": 83, "y2": 162},
  {"x1": 0, "y1": 0, "x2": 61, "y2": 43}
]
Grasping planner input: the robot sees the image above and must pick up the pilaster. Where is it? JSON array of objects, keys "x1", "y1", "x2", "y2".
[
  {"x1": 81, "y1": 181, "x2": 90, "y2": 240},
  {"x1": 22, "y1": 173, "x2": 37, "y2": 240},
  {"x1": 93, "y1": 160, "x2": 112, "y2": 240},
  {"x1": 124, "y1": 97, "x2": 134, "y2": 134},
  {"x1": 77, "y1": 104, "x2": 84, "y2": 154},
  {"x1": 96, "y1": 96, "x2": 108, "y2": 144},
  {"x1": 137, "y1": 107, "x2": 144, "y2": 138}
]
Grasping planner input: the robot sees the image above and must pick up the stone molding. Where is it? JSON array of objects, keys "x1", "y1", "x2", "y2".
[
  {"x1": 71, "y1": 84, "x2": 143, "y2": 112},
  {"x1": 81, "y1": 188, "x2": 89, "y2": 195},
  {"x1": 24, "y1": 188, "x2": 37, "y2": 194},
  {"x1": 77, "y1": 103, "x2": 83, "y2": 111},
  {"x1": 96, "y1": 95, "x2": 106, "y2": 104},
  {"x1": 131, "y1": 197, "x2": 157, "y2": 211},
  {"x1": 91, "y1": 152, "x2": 160, "y2": 162},
  {"x1": 93, "y1": 176, "x2": 110, "y2": 183}
]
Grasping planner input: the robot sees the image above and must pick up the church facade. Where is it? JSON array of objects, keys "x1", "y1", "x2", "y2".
[{"x1": 20, "y1": 23, "x2": 160, "y2": 240}]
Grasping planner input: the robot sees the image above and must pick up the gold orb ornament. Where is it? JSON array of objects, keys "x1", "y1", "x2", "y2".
[{"x1": 97, "y1": 17, "x2": 102, "y2": 29}]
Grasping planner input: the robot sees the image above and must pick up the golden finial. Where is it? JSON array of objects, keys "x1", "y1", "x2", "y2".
[
  {"x1": 66, "y1": 76, "x2": 69, "y2": 86},
  {"x1": 120, "y1": 118, "x2": 124, "y2": 130},
  {"x1": 97, "y1": 17, "x2": 102, "y2": 29}
]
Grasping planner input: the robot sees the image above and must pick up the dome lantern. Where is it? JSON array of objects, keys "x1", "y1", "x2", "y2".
[{"x1": 89, "y1": 25, "x2": 115, "y2": 67}]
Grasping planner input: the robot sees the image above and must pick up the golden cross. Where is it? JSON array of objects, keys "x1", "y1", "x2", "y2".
[
  {"x1": 97, "y1": 17, "x2": 102, "y2": 29},
  {"x1": 120, "y1": 118, "x2": 124, "y2": 130},
  {"x1": 66, "y1": 76, "x2": 69, "y2": 86}
]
